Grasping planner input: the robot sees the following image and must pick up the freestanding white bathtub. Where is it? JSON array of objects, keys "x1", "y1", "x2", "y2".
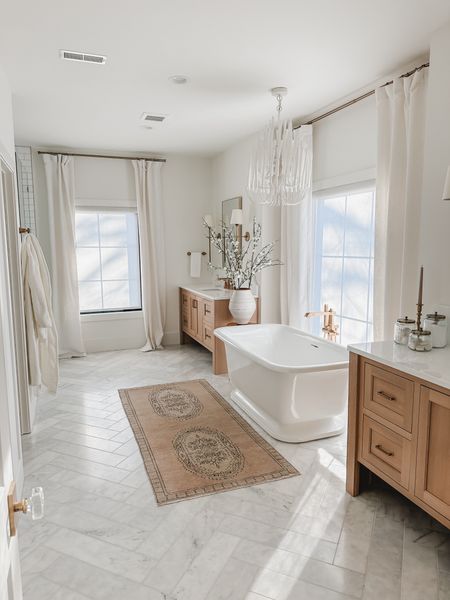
[{"x1": 215, "y1": 324, "x2": 349, "y2": 443}]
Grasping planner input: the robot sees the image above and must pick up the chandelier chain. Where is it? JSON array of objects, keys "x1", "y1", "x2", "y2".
[{"x1": 276, "y1": 94, "x2": 283, "y2": 114}]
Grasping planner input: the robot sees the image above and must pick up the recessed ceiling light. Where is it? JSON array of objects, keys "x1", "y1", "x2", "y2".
[{"x1": 169, "y1": 75, "x2": 188, "y2": 85}]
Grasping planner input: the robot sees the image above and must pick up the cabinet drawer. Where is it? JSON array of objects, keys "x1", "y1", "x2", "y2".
[
  {"x1": 202, "y1": 324, "x2": 214, "y2": 350},
  {"x1": 202, "y1": 299, "x2": 214, "y2": 324},
  {"x1": 363, "y1": 363, "x2": 414, "y2": 431},
  {"x1": 361, "y1": 415, "x2": 412, "y2": 489}
]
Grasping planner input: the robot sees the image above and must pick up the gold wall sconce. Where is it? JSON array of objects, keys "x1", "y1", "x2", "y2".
[
  {"x1": 203, "y1": 214, "x2": 213, "y2": 261},
  {"x1": 203, "y1": 211, "x2": 251, "y2": 263},
  {"x1": 230, "y1": 209, "x2": 251, "y2": 241}
]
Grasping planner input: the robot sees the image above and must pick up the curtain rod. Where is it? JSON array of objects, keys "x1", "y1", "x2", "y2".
[
  {"x1": 295, "y1": 61, "x2": 429, "y2": 129},
  {"x1": 37, "y1": 151, "x2": 166, "y2": 163}
]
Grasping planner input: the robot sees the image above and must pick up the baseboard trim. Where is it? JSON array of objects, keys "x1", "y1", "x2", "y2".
[{"x1": 162, "y1": 331, "x2": 180, "y2": 346}]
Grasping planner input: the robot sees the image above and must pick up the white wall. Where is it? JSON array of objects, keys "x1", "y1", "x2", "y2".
[
  {"x1": 211, "y1": 134, "x2": 282, "y2": 323},
  {"x1": 0, "y1": 66, "x2": 15, "y2": 166},
  {"x1": 313, "y1": 95, "x2": 376, "y2": 189},
  {"x1": 210, "y1": 96, "x2": 377, "y2": 322},
  {"x1": 33, "y1": 151, "x2": 212, "y2": 351},
  {"x1": 420, "y1": 22, "x2": 450, "y2": 313}
]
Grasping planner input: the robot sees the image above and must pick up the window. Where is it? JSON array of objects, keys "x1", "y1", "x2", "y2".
[
  {"x1": 312, "y1": 184, "x2": 375, "y2": 346},
  {"x1": 75, "y1": 211, "x2": 141, "y2": 313}
]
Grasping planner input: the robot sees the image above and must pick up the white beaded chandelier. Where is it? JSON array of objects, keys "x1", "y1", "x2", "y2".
[{"x1": 248, "y1": 87, "x2": 311, "y2": 207}]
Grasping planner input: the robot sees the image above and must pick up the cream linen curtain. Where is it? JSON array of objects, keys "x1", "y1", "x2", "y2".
[
  {"x1": 132, "y1": 160, "x2": 166, "y2": 350},
  {"x1": 43, "y1": 154, "x2": 85, "y2": 357},
  {"x1": 280, "y1": 125, "x2": 314, "y2": 330},
  {"x1": 374, "y1": 71, "x2": 427, "y2": 340}
]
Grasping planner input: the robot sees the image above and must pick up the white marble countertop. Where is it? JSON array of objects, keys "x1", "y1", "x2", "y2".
[
  {"x1": 180, "y1": 284, "x2": 234, "y2": 301},
  {"x1": 348, "y1": 340, "x2": 450, "y2": 391},
  {"x1": 180, "y1": 284, "x2": 259, "y2": 301}
]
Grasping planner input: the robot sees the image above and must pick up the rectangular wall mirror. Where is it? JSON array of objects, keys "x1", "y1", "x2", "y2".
[{"x1": 222, "y1": 196, "x2": 242, "y2": 266}]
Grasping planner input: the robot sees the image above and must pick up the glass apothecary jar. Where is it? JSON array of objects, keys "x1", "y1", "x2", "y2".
[
  {"x1": 408, "y1": 329, "x2": 432, "y2": 352},
  {"x1": 394, "y1": 317, "x2": 416, "y2": 345},
  {"x1": 424, "y1": 312, "x2": 447, "y2": 348}
]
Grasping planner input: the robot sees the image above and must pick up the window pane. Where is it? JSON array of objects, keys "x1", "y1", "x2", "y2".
[
  {"x1": 76, "y1": 248, "x2": 101, "y2": 281},
  {"x1": 75, "y1": 213, "x2": 99, "y2": 247},
  {"x1": 344, "y1": 192, "x2": 373, "y2": 257},
  {"x1": 128, "y1": 279, "x2": 141, "y2": 307},
  {"x1": 322, "y1": 196, "x2": 346, "y2": 255},
  {"x1": 320, "y1": 257, "x2": 342, "y2": 315},
  {"x1": 75, "y1": 210, "x2": 141, "y2": 313},
  {"x1": 103, "y1": 280, "x2": 133, "y2": 309},
  {"x1": 340, "y1": 318, "x2": 368, "y2": 346},
  {"x1": 313, "y1": 187, "x2": 375, "y2": 345},
  {"x1": 100, "y1": 213, "x2": 133, "y2": 247},
  {"x1": 101, "y1": 247, "x2": 130, "y2": 280},
  {"x1": 79, "y1": 282, "x2": 102, "y2": 311},
  {"x1": 368, "y1": 258, "x2": 374, "y2": 323},
  {"x1": 342, "y1": 258, "x2": 370, "y2": 320}
]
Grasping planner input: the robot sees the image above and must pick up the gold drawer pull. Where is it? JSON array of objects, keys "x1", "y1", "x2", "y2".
[
  {"x1": 377, "y1": 390, "x2": 396, "y2": 402},
  {"x1": 375, "y1": 444, "x2": 393, "y2": 457},
  {"x1": 192, "y1": 299, "x2": 198, "y2": 308},
  {"x1": 204, "y1": 306, "x2": 211, "y2": 315},
  {"x1": 204, "y1": 330, "x2": 211, "y2": 339}
]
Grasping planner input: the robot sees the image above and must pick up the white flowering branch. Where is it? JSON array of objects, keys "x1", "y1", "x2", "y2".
[{"x1": 203, "y1": 217, "x2": 281, "y2": 290}]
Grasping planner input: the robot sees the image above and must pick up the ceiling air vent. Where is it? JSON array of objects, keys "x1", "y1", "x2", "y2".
[
  {"x1": 141, "y1": 113, "x2": 166, "y2": 123},
  {"x1": 60, "y1": 50, "x2": 107, "y2": 64}
]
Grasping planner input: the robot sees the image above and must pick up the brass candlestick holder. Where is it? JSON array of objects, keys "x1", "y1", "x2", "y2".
[
  {"x1": 416, "y1": 302, "x2": 423, "y2": 332},
  {"x1": 416, "y1": 265, "x2": 424, "y2": 331}
]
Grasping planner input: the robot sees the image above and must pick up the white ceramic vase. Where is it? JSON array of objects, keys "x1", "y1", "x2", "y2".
[{"x1": 229, "y1": 289, "x2": 256, "y2": 325}]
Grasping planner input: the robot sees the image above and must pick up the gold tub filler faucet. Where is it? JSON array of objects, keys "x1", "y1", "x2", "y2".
[{"x1": 305, "y1": 304, "x2": 339, "y2": 342}]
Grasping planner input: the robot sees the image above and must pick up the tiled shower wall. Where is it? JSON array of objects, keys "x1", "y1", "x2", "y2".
[{"x1": 15, "y1": 145, "x2": 36, "y2": 232}]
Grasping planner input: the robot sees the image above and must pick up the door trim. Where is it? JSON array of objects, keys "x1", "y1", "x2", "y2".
[{"x1": 1, "y1": 153, "x2": 33, "y2": 434}]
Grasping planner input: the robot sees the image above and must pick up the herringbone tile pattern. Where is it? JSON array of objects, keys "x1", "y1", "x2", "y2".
[{"x1": 20, "y1": 345, "x2": 450, "y2": 599}]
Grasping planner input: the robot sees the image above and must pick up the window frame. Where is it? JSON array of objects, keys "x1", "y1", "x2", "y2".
[
  {"x1": 312, "y1": 180, "x2": 376, "y2": 346},
  {"x1": 75, "y1": 207, "x2": 142, "y2": 315}
]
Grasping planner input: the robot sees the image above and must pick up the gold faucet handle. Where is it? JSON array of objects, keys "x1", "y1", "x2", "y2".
[
  {"x1": 305, "y1": 310, "x2": 332, "y2": 317},
  {"x1": 304, "y1": 307, "x2": 335, "y2": 318}
]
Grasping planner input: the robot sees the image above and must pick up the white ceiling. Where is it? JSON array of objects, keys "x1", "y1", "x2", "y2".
[{"x1": 1, "y1": 1, "x2": 449, "y2": 156}]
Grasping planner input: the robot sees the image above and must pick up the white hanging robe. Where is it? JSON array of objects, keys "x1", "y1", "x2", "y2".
[{"x1": 21, "y1": 233, "x2": 59, "y2": 392}]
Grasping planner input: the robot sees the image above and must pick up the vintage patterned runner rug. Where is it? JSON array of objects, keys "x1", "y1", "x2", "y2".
[{"x1": 119, "y1": 379, "x2": 299, "y2": 505}]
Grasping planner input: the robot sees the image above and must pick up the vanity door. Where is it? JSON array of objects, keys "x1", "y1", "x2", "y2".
[
  {"x1": 415, "y1": 386, "x2": 450, "y2": 521},
  {"x1": 181, "y1": 290, "x2": 191, "y2": 334},
  {"x1": 189, "y1": 295, "x2": 200, "y2": 340}
]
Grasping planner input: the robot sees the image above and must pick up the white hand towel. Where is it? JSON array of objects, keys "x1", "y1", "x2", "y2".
[{"x1": 190, "y1": 252, "x2": 202, "y2": 278}]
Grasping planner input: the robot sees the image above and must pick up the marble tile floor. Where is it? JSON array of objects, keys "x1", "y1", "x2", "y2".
[{"x1": 20, "y1": 344, "x2": 450, "y2": 600}]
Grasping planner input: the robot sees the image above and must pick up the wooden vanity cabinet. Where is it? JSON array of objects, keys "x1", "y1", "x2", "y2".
[
  {"x1": 415, "y1": 387, "x2": 450, "y2": 517},
  {"x1": 347, "y1": 353, "x2": 450, "y2": 529},
  {"x1": 179, "y1": 287, "x2": 259, "y2": 375}
]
